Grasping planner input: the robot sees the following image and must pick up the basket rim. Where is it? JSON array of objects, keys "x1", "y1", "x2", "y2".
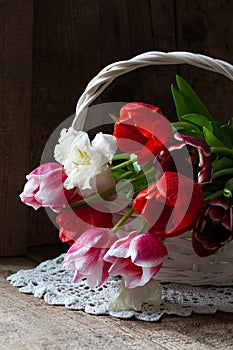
[{"x1": 72, "y1": 51, "x2": 233, "y2": 130}]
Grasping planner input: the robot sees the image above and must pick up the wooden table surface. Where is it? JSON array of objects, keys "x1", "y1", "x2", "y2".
[{"x1": 1, "y1": 256, "x2": 233, "y2": 350}]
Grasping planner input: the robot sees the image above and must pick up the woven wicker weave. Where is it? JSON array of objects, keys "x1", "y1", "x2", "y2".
[{"x1": 72, "y1": 51, "x2": 233, "y2": 286}]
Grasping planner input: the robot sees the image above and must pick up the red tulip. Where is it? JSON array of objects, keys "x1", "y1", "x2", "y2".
[
  {"x1": 56, "y1": 196, "x2": 113, "y2": 245},
  {"x1": 134, "y1": 171, "x2": 204, "y2": 237},
  {"x1": 192, "y1": 200, "x2": 233, "y2": 256},
  {"x1": 114, "y1": 102, "x2": 173, "y2": 164}
]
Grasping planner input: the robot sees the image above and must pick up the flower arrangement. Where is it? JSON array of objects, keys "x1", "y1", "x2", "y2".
[{"x1": 20, "y1": 75, "x2": 233, "y2": 311}]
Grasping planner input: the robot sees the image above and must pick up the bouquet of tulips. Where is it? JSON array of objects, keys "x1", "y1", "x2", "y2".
[{"x1": 20, "y1": 76, "x2": 233, "y2": 311}]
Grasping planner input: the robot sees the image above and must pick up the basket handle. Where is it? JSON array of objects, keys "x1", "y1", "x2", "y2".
[{"x1": 73, "y1": 51, "x2": 233, "y2": 130}]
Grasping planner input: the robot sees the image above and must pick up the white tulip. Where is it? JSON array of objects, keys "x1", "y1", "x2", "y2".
[
  {"x1": 108, "y1": 278, "x2": 162, "y2": 312},
  {"x1": 54, "y1": 127, "x2": 117, "y2": 194}
]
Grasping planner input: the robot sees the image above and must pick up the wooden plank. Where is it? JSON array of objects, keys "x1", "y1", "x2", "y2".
[
  {"x1": 176, "y1": 0, "x2": 233, "y2": 123},
  {"x1": 0, "y1": 0, "x2": 33, "y2": 256},
  {"x1": 28, "y1": 0, "x2": 101, "y2": 246},
  {"x1": 1, "y1": 258, "x2": 233, "y2": 349},
  {"x1": 99, "y1": 0, "x2": 177, "y2": 119},
  {"x1": 0, "y1": 257, "x2": 36, "y2": 274}
]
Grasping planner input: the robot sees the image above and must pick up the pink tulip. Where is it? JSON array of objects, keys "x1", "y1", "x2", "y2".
[
  {"x1": 104, "y1": 231, "x2": 168, "y2": 288},
  {"x1": 19, "y1": 162, "x2": 74, "y2": 212},
  {"x1": 63, "y1": 228, "x2": 117, "y2": 288}
]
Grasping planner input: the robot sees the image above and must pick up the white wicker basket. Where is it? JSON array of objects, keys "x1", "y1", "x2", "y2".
[{"x1": 72, "y1": 51, "x2": 233, "y2": 286}]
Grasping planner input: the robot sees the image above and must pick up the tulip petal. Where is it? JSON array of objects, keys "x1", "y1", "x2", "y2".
[
  {"x1": 130, "y1": 234, "x2": 168, "y2": 267},
  {"x1": 105, "y1": 231, "x2": 167, "y2": 289},
  {"x1": 56, "y1": 201, "x2": 113, "y2": 244},
  {"x1": 192, "y1": 200, "x2": 233, "y2": 256},
  {"x1": 104, "y1": 231, "x2": 137, "y2": 260},
  {"x1": 134, "y1": 172, "x2": 204, "y2": 237},
  {"x1": 20, "y1": 162, "x2": 74, "y2": 211},
  {"x1": 92, "y1": 132, "x2": 118, "y2": 162},
  {"x1": 55, "y1": 129, "x2": 117, "y2": 193},
  {"x1": 108, "y1": 279, "x2": 162, "y2": 312},
  {"x1": 114, "y1": 102, "x2": 173, "y2": 164},
  {"x1": 63, "y1": 228, "x2": 117, "y2": 288}
]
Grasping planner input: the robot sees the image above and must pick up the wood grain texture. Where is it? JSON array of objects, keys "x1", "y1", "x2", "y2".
[
  {"x1": 1, "y1": 258, "x2": 233, "y2": 350},
  {"x1": 28, "y1": 0, "x2": 177, "y2": 247},
  {"x1": 1, "y1": 0, "x2": 233, "y2": 254},
  {"x1": 28, "y1": 0, "x2": 102, "y2": 246},
  {"x1": 176, "y1": 0, "x2": 233, "y2": 123},
  {"x1": 98, "y1": 0, "x2": 177, "y2": 118},
  {"x1": 0, "y1": 0, "x2": 33, "y2": 255}
]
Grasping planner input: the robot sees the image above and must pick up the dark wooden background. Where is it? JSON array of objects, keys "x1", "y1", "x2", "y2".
[{"x1": 1, "y1": 0, "x2": 232, "y2": 256}]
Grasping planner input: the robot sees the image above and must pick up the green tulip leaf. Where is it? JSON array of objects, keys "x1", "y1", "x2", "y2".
[
  {"x1": 172, "y1": 120, "x2": 202, "y2": 132},
  {"x1": 212, "y1": 156, "x2": 233, "y2": 172},
  {"x1": 212, "y1": 122, "x2": 233, "y2": 147},
  {"x1": 203, "y1": 127, "x2": 225, "y2": 147},
  {"x1": 172, "y1": 75, "x2": 213, "y2": 121},
  {"x1": 228, "y1": 117, "x2": 233, "y2": 131},
  {"x1": 174, "y1": 128, "x2": 205, "y2": 140},
  {"x1": 171, "y1": 84, "x2": 187, "y2": 121},
  {"x1": 181, "y1": 114, "x2": 213, "y2": 132}
]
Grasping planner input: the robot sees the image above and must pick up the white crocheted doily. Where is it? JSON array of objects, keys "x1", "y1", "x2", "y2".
[{"x1": 7, "y1": 254, "x2": 233, "y2": 322}]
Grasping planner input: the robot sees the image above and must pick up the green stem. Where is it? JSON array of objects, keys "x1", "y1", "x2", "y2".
[
  {"x1": 112, "y1": 153, "x2": 131, "y2": 161},
  {"x1": 139, "y1": 220, "x2": 150, "y2": 234},
  {"x1": 116, "y1": 171, "x2": 134, "y2": 182},
  {"x1": 212, "y1": 168, "x2": 233, "y2": 180},
  {"x1": 68, "y1": 166, "x2": 154, "y2": 211},
  {"x1": 210, "y1": 147, "x2": 233, "y2": 159},
  {"x1": 108, "y1": 113, "x2": 118, "y2": 123},
  {"x1": 111, "y1": 157, "x2": 138, "y2": 171},
  {"x1": 111, "y1": 207, "x2": 134, "y2": 232},
  {"x1": 127, "y1": 169, "x2": 155, "y2": 198},
  {"x1": 204, "y1": 190, "x2": 223, "y2": 201},
  {"x1": 130, "y1": 167, "x2": 155, "y2": 184},
  {"x1": 69, "y1": 187, "x2": 116, "y2": 210}
]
